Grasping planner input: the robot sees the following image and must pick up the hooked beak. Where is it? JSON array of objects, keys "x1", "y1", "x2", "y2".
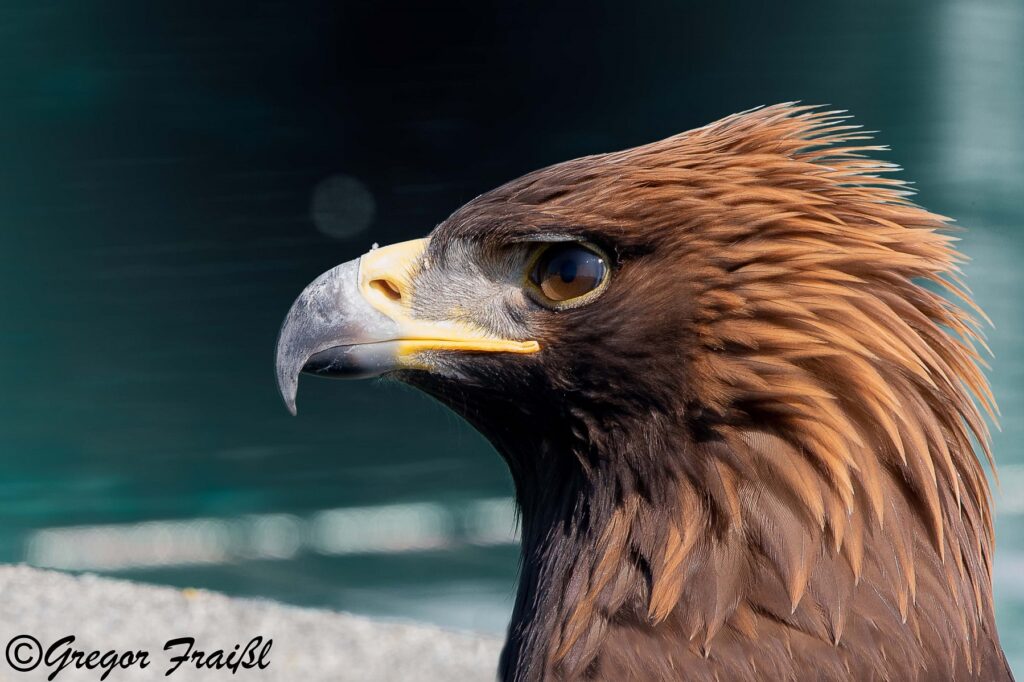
[{"x1": 275, "y1": 238, "x2": 539, "y2": 415}]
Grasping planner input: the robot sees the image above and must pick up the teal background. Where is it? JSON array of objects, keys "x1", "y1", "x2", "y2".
[{"x1": 0, "y1": 0, "x2": 1021, "y2": 673}]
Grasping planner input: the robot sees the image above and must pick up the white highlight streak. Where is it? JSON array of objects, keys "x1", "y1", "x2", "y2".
[{"x1": 26, "y1": 498, "x2": 520, "y2": 572}]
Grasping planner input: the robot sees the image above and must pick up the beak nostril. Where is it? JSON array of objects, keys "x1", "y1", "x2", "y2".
[{"x1": 369, "y1": 278, "x2": 402, "y2": 302}]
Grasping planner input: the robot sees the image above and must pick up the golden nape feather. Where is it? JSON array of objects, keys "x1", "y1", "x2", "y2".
[{"x1": 278, "y1": 103, "x2": 1012, "y2": 681}]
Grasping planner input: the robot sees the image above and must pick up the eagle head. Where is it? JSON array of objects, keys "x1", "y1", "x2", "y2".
[{"x1": 276, "y1": 104, "x2": 1009, "y2": 682}]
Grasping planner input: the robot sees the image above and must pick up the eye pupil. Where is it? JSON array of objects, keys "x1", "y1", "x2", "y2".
[
  {"x1": 530, "y1": 243, "x2": 608, "y2": 304},
  {"x1": 559, "y1": 259, "x2": 577, "y2": 283}
]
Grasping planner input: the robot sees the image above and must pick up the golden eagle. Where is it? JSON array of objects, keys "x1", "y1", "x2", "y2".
[{"x1": 276, "y1": 104, "x2": 1011, "y2": 681}]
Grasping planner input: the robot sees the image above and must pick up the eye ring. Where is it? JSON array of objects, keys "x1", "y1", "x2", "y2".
[{"x1": 524, "y1": 241, "x2": 611, "y2": 310}]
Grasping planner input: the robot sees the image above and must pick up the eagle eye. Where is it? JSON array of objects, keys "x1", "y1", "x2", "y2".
[{"x1": 527, "y1": 242, "x2": 609, "y2": 308}]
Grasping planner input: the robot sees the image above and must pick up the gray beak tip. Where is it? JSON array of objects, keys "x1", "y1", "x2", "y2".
[
  {"x1": 275, "y1": 334, "x2": 302, "y2": 417},
  {"x1": 276, "y1": 360, "x2": 299, "y2": 413},
  {"x1": 282, "y1": 381, "x2": 298, "y2": 416},
  {"x1": 275, "y1": 256, "x2": 399, "y2": 415},
  {"x1": 276, "y1": 370, "x2": 300, "y2": 416}
]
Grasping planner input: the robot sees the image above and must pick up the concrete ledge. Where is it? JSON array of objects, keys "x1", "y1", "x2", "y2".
[{"x1": 0, "y1": 566, "x2": 501, "y2": 682}]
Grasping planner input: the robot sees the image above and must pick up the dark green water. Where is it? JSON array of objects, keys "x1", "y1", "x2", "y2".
[{"x1": 0, "y1": 0, "x2": 1021, "y2": 673}]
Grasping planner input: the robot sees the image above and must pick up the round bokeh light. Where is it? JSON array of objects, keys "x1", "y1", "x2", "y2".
[{"x1": 309, "y1": 174, "x2": 376, "y2": 239}]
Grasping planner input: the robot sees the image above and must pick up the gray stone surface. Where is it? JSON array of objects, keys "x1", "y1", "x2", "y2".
[{"x1": 0, "y1": 566, "x2": 501, "y2": 682}]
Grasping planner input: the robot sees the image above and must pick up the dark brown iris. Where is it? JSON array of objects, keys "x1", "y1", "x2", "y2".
[{"x1": 530, "y1": 243, "x2": 607, "y2": 303}]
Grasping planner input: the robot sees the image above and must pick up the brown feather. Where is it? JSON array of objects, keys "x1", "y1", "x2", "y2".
[{"x1": 430, "y1": 103, "x2": 1011, "y2": 681}]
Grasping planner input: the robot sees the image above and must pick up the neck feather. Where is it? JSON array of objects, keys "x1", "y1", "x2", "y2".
[{"x1": 497, "y1": 416, "x2": 1008, "y2": 682}]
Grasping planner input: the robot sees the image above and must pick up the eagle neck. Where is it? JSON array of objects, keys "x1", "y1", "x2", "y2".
[{"x1": 497, "y1": 417, "x2": 699, "y2": 682}]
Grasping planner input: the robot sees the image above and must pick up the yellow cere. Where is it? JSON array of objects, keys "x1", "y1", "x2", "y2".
[{"x1": 358, "y1": 238, "x2": 541, "y2": 359}]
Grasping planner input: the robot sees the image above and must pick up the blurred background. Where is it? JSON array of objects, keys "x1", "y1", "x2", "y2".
[{"x1": 0, "y1": 0, "x2": 1021, "y2": 673}]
